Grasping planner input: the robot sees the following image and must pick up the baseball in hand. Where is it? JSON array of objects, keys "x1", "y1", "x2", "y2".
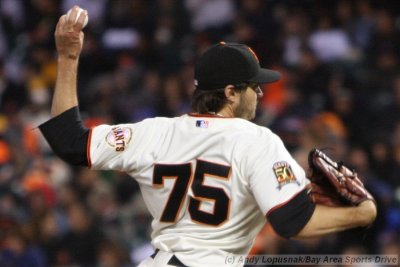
[{"x1": 66, "y1": 7, "x2": 88, "y2": 28}]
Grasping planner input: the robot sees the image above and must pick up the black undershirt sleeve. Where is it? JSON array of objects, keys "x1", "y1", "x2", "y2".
[
  {"x1": 266, "y1": 189, "x2": 315, "y2": 239},
  {"x1": 39, "y1": 106, "x2": 89, "y2": 166}
]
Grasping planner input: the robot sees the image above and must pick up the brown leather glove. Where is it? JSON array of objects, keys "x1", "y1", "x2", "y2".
[{"x1": 307, "y1": 148, "x2": 375, "y2": 206}]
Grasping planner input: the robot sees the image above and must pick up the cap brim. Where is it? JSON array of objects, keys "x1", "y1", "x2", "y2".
[{"x1": 249, "y1": 68, "x2": 281, "y2": 84}]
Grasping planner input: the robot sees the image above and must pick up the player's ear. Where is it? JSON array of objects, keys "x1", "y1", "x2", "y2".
[{"x1": 224, "y1": 85, "x2": 237, "y2": 103}]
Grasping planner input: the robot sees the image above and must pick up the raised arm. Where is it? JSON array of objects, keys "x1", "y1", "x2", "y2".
[
  {"x1": 39, "y1": 7, "x2": 90, "y2": 166},
  {"x1": 51, "y1": 6, "x2": 87, "y2": 116}
]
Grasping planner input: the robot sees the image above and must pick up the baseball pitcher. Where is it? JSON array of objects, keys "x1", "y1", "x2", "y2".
[{"x1": 39, "y1": 7, "x2": 377, "y2": 267}]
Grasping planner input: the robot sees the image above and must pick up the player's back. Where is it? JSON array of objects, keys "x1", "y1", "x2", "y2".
[
  {"x1": 89, "y1": 113, "x2": 298, "y2": 266},
  {"x1": 127, "y1": 114, "x2": 273, "y2": 265}
]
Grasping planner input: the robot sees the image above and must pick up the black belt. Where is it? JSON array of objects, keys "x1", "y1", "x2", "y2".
[{"x1": 150, "y1": 249, "x2": 188, "y2": 267}]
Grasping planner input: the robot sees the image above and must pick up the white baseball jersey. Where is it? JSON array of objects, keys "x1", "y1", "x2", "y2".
[{"x1": 88, "y1": 114, "x2": 309, "y2": 267}]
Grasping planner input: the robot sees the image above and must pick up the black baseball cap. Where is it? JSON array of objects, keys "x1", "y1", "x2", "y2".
[{"x1": 194, "y1": 42, "x2": 281, "y2": 90}]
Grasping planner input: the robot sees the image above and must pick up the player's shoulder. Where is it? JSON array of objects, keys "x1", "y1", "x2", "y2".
[
  {"x1": 92, "y1": 117, "x2": 175, "y2": 136},
  {"x1": 231, "y1": 118, "x2": 275, "y2": 138},
  {"x1": 235, "y1": 119, "x2": 286, "y2": 153},
  {"x1": 132, "y1": 116, "x2": 176, "y2": 127}
]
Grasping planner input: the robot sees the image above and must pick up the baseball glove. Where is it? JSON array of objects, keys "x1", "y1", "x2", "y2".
[{"x1": 307, "y1": 148, "x2": 375, "y2": 206}]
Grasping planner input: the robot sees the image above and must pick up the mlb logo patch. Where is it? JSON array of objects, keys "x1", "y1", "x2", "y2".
[{"x1": 196, "y1": 120, "x2": 209, "y2": 128}]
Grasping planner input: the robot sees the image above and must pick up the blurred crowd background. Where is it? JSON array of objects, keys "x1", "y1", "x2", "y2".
[{"x1": 0, "y1": 0, "x2": 400, "y2": 266}]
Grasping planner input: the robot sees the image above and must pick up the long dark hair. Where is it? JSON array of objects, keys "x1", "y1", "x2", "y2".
[
  {"x1": 191, "y1": 88, "x2": 228, "y2": 114},
  {"x1": 191, "y1": 84, "x2": 249, "y2": 114}
]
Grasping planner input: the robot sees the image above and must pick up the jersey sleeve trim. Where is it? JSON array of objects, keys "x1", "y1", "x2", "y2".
[
  {"x1": 266, "y1": 189, "x2": 315, "y2": 239},
  {"x1": 266, "y1": 189, "x2": 305, "y2": 217},
  {"x1": 87, "y1": 128, "x2": 93, "y2": 168}
]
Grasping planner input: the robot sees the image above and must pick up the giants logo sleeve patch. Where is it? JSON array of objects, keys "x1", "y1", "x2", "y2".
[
  {"x1": 273, "y1": 161, "x2": 300, "y2": 189},
  {"x1": 105, "y1": 126, "x2": 132, "y2": 152}
]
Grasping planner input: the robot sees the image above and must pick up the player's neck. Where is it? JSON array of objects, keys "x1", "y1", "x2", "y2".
[{"x1": 217, "y1": 106, "x2": 235, "y2": 118}]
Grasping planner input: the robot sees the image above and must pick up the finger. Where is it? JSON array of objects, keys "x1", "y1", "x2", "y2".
[
  {"x1": 73, "y1": 9, "x2": 88, "y2": 32},
  {"x1": 55, "y1": 15, "x2": 63, "y2": 34},
  {"x1": 55, "y1": 15, "x2": 67, "y2": 37},
  {"x1": 79, "y1": 31, "x2": 85, "y2": 43},
  {"x1": 65, "y1": 6, "x2": 80, "y2": 32}
]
